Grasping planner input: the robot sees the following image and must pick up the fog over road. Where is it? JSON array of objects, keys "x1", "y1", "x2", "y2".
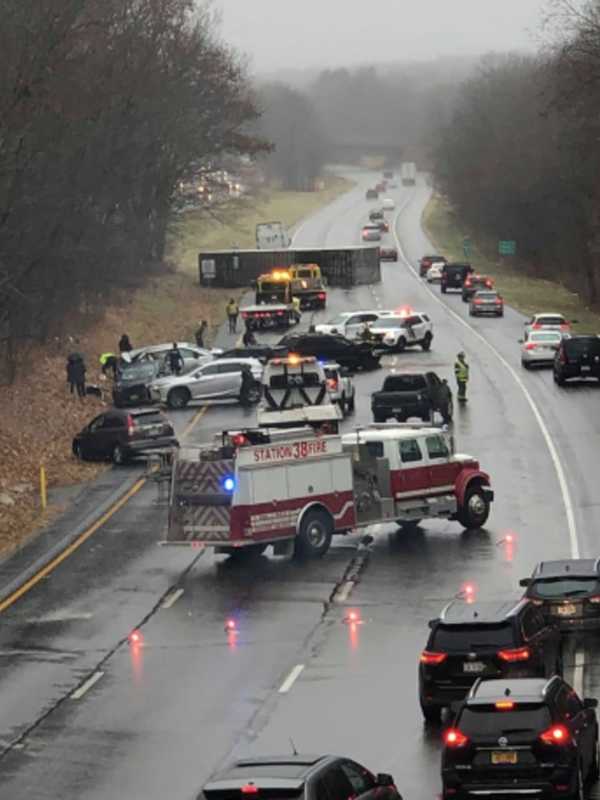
[{"x1": 0, "y1": 171, "x2": 598, "y2": 800}]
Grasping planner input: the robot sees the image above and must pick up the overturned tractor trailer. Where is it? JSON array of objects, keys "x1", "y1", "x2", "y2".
[
  {"x1": 166, "y1": 425, "x2": 494, "y2": 560},
  {"x1": 198, "y1": 246, "x2": 381, "y2": 289}
]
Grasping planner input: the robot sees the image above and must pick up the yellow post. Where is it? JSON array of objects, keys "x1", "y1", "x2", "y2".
[{"x1": 40, "y1": 465, "x2": 47, "y2": 511}]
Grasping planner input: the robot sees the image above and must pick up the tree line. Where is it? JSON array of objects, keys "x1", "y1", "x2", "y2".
[
  {"x1": 0, "y1": 0, "x2": 265, "y2": 380},
  {"x1": 434, "y1": 0, "x2": 600, "y2": 307}
]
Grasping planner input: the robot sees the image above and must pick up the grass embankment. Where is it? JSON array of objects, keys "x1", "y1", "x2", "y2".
[
  {"x1": 168, "y1": 175, "x2": 353, "y2": 275},
  {"x1": 1, "y1": 176, "x2": 353, "y2": 555},
  {"x1": 423, "y1": 195, "x2": 600, "y2": 333}
]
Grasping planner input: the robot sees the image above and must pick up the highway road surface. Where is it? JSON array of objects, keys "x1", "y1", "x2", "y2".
[{"x1": 0, "y1": 169, "x2": 598, "y2": 800}]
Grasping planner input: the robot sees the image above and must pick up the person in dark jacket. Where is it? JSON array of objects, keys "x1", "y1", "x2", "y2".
[
  {"x1": 239, "y1": 365, "x2": 259, "y2": 405},
  {"x1": 243, "y1": 325, "x2": 257, "y2": 347},
  {"x1": 66, "y1": 354, "x2": 86, "y2": 399},
  {"x1": 167, "y1": 343, "x2": 184, "y2": 375},
  {"x1": 195, "y1": 321, "x2": 208, "y2": 348},
  {"x1": 119, "y1": 334, "x2": 133, "y2": 353}
]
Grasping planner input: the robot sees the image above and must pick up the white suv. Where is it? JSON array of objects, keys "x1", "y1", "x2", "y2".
[
  {"x1": 369, "y1": 313, "x2": 433, "y2": 352},
  {"x1": 322, "y1": 361, "x2": 355, "y2": 416},
  {"x1": 315, "y1": 310, "x2": 395, "y2": 339}
]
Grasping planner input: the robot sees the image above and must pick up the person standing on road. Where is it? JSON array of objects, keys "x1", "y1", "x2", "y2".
[
  {"x1": 243, "y1": 324, "x2": 256, "y2": 347},
  {"x1": 226, "y1": 298, "x2": 239, "y2": 333},
  {"x1": 291, "y1": 295, "x2": 301, "y2": 323},
  {"x1": 454, "y1": 351, "x2": 469, "y2": 402},
  {"x1": 167, "y1": 343, "x2": 184, "y2": 375},
  {"x1": 66, "y1": 353, "x2": 86, "y2": 399},
  {"x1": 118, "y1": 334, "x2": 132, "y2": 354},
  {"x1": 195, "y1": 320, "x2": 208, "y2": 348}
]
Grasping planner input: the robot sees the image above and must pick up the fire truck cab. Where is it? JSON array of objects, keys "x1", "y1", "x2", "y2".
[{"x1": 167, "y1": 424, "x2": 493, "y2": 561}]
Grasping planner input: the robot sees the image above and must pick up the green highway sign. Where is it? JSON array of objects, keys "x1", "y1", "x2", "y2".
[{"x1": 498, "y1": 240, "x2": 516, "y2": 256}]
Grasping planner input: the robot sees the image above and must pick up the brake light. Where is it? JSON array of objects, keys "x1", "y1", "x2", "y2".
[
  {"x1": 532, "y1": 323, "x2": 542, "y2": 330},
  {"x1": 540, "y1": 725, "x2": 572, "y2": 746},
  {"x1": 420, "y1": 650, "x2": 447, "y2": 665},
  {"x1": 560, "y1": 323, "x2": 569, "y2": 331},
  {"x1": 241, "y1": 784, "x2": 259, "y2": 794},
  {"x1": 326, "y1": 378, "x2": 338, "y2": 390},
  {"x1": 589, "y1": 596, "x2": 600, "y2": 604},
  {"x1": 474, "y1": 298, "x2": 482, "y2": 305},
  {"x1": 485, "y1": 279, "x2": 493, "y2": 287},
  {"x1": 496, "y1": 298, "x2": 503, "y2": 305},
  {"x1": 465, "y1": 279, "x2": 472, "y2": 287},
  {"x1": 127, "y1": 415, "x2": 135, "y2": 436},
  {"x1": 525, "y1": 343, "x2": 537, "y2": 350},
  {"x1": 232, "y1": 434, "x2": 247, "y2": 447},
  {"x1": 495, "y1": 700, "x2": 515, "y2": 710},
  {"x1": 559, "y1": 348, "x2": 566, "y2": 364},
  {"x1": 318, "y1": 293, "x2": 326, "y2": 299},
  {"x1": 498, "y1": 646, "x2": 530, "y2": 662},
  {"x1": 444, "y1": 728, "x2": 469, "y2": 748}
]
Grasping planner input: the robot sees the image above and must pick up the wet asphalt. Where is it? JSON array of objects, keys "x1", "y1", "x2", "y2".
[{"x1": 0, "y1": 169, "x2": 598, "y2": 799}]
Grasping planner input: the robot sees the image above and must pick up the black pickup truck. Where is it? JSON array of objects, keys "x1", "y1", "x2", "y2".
[{"x1": 371, "y1": 372, "x2": 453, "y2": 423}]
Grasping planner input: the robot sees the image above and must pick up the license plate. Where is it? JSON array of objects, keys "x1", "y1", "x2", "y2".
[
  {"x1": 393, "y1": 408, "x2": 403, "y2": 413},
  {"x1": 130, "y1": 394, "x2": 139, "y2": 401},
  {"x1": 582, "y1": 365, "x2": 591, "y2": 373},
  {"x1": 556, "y1": 603, "x2": 577, "y2": 616},
  {"x1": 491, "y1": 751, "x2": 517, "y2": 765},
  {"x1": 463, "y1": 661, "x2": 485, "y2": 673}
]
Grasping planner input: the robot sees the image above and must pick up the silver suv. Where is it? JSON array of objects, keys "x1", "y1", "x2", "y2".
[{"x1": 149, "y1": 357, "x2": 262, "y2": 409}]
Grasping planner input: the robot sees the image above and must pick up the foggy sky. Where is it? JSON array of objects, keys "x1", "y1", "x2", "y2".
[{"x1": 216, "y1": 0, "x2": 546, "y2": 74}]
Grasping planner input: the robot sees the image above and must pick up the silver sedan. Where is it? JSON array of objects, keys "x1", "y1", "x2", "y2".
[{"x1": 520, "y1": 330, "x2": 565, "y2": 368}]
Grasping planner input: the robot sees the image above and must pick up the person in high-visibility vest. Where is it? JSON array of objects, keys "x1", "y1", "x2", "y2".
[
  {"x1": 226, "y1": 298, "x2": 239, "y2": 333},
  {"x1": 454, "y1": 351, "x2": 469, "y2": 401},
  {"x1": 291, "y1": 295, "x2": 301, "y2": 323},
  {"x1": 99, "y1": 351, "x2": 119, "y2": 379}
]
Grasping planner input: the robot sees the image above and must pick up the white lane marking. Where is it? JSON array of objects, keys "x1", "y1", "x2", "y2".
[
  {"x1": 278, "y1": 663, "x2": 305, "y2": 694},
  {"x1": 573, "y1": 647, "x2": 585, "y2": 697},
  {"x1": 29, "y1": 611, "x2": 93, "y2": 623},
  {"x1": 161, "y1": 588, "x2": 184, "y2": 609},
  {"x1": 71, "y1": 670, "x2": 104, "y2": 700},
  {"x1": 392, "y1": 207, "x2": 579, "y2": 559}
]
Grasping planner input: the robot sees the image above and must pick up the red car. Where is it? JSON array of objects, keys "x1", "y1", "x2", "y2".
[
  {"x1": 419, "y1": 254, "x2": 446, "y2": 277},
  {"x1": 380, "y1": 247, "x2": 398, "y2": 262}
]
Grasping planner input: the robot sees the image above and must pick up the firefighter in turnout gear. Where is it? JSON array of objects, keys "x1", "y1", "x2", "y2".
[{"x1": 454, "y1": 351, "x2": 469, "y2": 402}]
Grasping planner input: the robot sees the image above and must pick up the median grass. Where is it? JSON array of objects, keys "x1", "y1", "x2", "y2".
[
  {"x1": 422, "y1": 195, "x2": 600, "y2": 333},
  {"x1": 167, "y1": 175, "x2": 353, "y2": 276}
]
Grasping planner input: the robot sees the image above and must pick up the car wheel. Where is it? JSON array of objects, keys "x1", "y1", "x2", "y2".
[
  {"x1": 421, "y1": 333, "x2": 432, "y2": 352},
  {"x1": 366, "y1": 355, "x2": 380, "y2": 370},
  {"x1": 442, "y1": 400, "x2": 454, "y2": 423},
  {"x1": 420, "y1": 702, "x2": 442, "y2": 724},
  {"x1": 554, "y1": 371, "x2": 565, "y2": 386},
  {"x1": 498, "y1": 310, "x2": 504, "y2": 317},
  {"x1": 339, "y1": 396, "x2": 347, "y2": 416},
  {"x1": 167, "y1": 387, "x2": 191, "y2": 409},
  {"x1": 589, "y1": 737, "x2": 599, "y2": 783},
  {"x1": 457, "y1": 486, "x2": 490, "y2": 529},
  {"x1": 469, "y1": 307, "x2": 474, "y2": 316},
  {"x1": 573, "y1": 763, "x2": 584, "y2": 800},
  {"x1": 294, "y1": 509, "x2": 333, "y2": 559},
  {"x1": 522, "y1": 360, "x2": 531, "y2": 369},
  {"x1": 441, "y1": 286, "x2": 447, "y2": 294},
  {"x1": 347, "y1": 394, "x2": 355, "y2": 413},
  {"x1": 112, "y1": 444, "x2": 128, "y2": 466},
  {"x1": 396, "y1": 336, "x2": 407, "y2": 353}
]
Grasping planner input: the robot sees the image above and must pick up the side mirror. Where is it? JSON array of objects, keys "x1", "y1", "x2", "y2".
[
  {"x1": 376, "y1": 774, "x2": 395, "y2": 788},
  {"x1": 584, "y1": 698, "x2": 598, "y2": 709},
  {"x1": 519, "y1": 577, "x2": 531, "y2": 587}
]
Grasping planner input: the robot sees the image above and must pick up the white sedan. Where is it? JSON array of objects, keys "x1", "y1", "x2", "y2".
[
  {"x1": 426, "y1": 262, "x2": 444, "y2": 283},
  {"x1": 149, "y1": 357, "x2": 262, "y2": 409},
  {"x1": 520, "y1": 330, "x2": 565, "y2": 368}
]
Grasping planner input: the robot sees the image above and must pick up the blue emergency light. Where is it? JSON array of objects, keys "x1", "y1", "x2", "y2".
[{"x1": 223, "y1": 476, "x2": 236, "y2": 493}]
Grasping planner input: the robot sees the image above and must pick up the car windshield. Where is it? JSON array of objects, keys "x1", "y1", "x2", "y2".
[
  {"x1": 133, "y1": 411, "x2": 165, "y2": 424},
  {"x1": 432, "y1": 623, "x2": 514, "y2": 651},
  {"x1": 374, "y1": 318, "x2": 407, "y2": 329},
  {"x1": 531, "y1": 577, "x2": 600, "y2": 598},
  {"x1": 475, "y1": 292, "x2": 497, "y2": 300},
  {"x1": 383, "y1": 375, "x2": 426, "y2": 391},
  {"x1": 458, "y1": 705, "x2": 551, "y2": 737},
  {"x1": 530, "y1": 332, "x2": 561, "y2": 342},
  {"x1": 119, "y1": 362, "x2": 157, "y2": 381},
  {"x1": 564, "y1": 337, "x2": 600, "y2": 355}
]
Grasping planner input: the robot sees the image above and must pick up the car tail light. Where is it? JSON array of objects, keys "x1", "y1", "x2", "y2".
[
  {"x1": 242, "y1": 312, "x2": 248, "y2": 318},
  {"x1": 474, "y1": 298, "x2": 482, "y2": 305},
  {"x1": 241, "y1": 785, "x2": 259, "y2": 794},
  {"x1": 559, "y1": 348, "x2": 566, "y2": 364},
  {"x1": 495, "y1": 700, "x2": 515, "y2": 710},
  {"x1": 560, "y1": 323, "x2": 569, "y2": 331},
  {"x1": 485, "y1": 280, "x2": 493, "y2": 287},
  {"x1": 326, "y1": 378, "x2": 338, "y2": 390},
  {"x1": 276, "y1": 311, "x2": 284, "y2": 316},
  {"x1": 498, "y1": 646, "x2": 530, "y2": 662},
  {"x1": 465, "y1": 279, "x2": 472, "y2": 287},
  {"x1": 444, "y1": 728, "x2": 469, "y2": 748},
  {"x1": 539, "y1": 725, "x2": 572, "y2": 746},
  {"x1": 532, "y1": 323, "x2": 542, "y2": 330},
  {"x1": 525, "y1": 343, "x2": 537, "y2": 350},
  {"x1": 127, "y1": 414, "x2": 136, "y2": 437},
  {"x1": 318, "y1": 293, "x2": 326, "y2": 299},
  {"x1": 420, "y1": 650, "x2": 447, "y2": 665},
  {"x1": 589, "y1": 596, "x2": 600, "y2": 604}
]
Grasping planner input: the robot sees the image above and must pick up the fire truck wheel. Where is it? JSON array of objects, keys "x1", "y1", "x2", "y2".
[
  {"x1": 457, "y1": 486, "x2": 490, "y2": 529},
  {"x1": 167, "y1": 387, "x2": 190, "y2": 410},
  {"x1": 295, "y1": 510, "x2": 333, "y2": 558}
]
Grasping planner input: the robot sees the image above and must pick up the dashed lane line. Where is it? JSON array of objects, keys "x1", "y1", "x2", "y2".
[
  {"x1": 71, "y1": 670, "x2": 104, "y2": 700},
  {"x1": 161, "y1": 588, "x2": 184, "y2": 609},
  {"x1": 278, "y1": 664, "x2": 305, "y2": 694}
]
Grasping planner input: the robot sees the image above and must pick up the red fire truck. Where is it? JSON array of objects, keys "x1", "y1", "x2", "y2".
[{"x1": 167, "y1": 424, "x2": 494, "y2": 559}]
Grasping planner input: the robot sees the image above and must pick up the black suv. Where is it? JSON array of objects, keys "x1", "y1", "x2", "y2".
[
  {"x1": 369, "y1": 208, "x2": 384, "y2": 221},
  {"x1": 279, "y1": 332, "x2": 380, "y2": 371},
  {"x1": 112, "y1": 360, "x2": 160, "y2": 407},
  {"x1": 219, "y1": 345, "x2": 288, "y2": 364},
  {"x1": 201, "y1": 755, "x2": 403, "y2": 800},
  {"x1": 441, "y1": 677, "x2": 598, "y2": 800},
  {"x1": 441, "y1": 263, "x2": 473, "y2": 293},
  {"x1": 72, "y1": 407, "x2": 177, "y2": 465},
  {"x1": 521, "y1": 559, "x2": 600, "y2": 631},
  {"x1": 554, "y1": 335, "x2": 600, "y2": 384},
  {"x1": 419, "y1": 598, "x2": 561, "y2": 722}
]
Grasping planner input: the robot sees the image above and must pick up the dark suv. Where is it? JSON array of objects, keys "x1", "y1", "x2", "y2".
[
  {"x1": 72, "y1": 407, "x2": 177, "y2": 465},
  {"x1": 279, "y1": 332, "x2": 380, "y2": 371},
  {"x1": 553, "y1": 335, "x2": 600, "y2": 384},
  {"x1": 201, "y1": 755, "x2": 403, "y2": 800},
  {"x1": 521, "y1": 559, "x2": 600, "y2": 631},
  {"x1": 419, "y1": 598, "x2": 561, "y2": 722},
  {"x1": 441, "y1": 263, "x2": 473, "y2": 293},
  {"x1": 441, "y1": 677, "x2": 599, "y2": 800},
  {"x1": 113, "y1": 360, "x2": 160, "y2": 407}
]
